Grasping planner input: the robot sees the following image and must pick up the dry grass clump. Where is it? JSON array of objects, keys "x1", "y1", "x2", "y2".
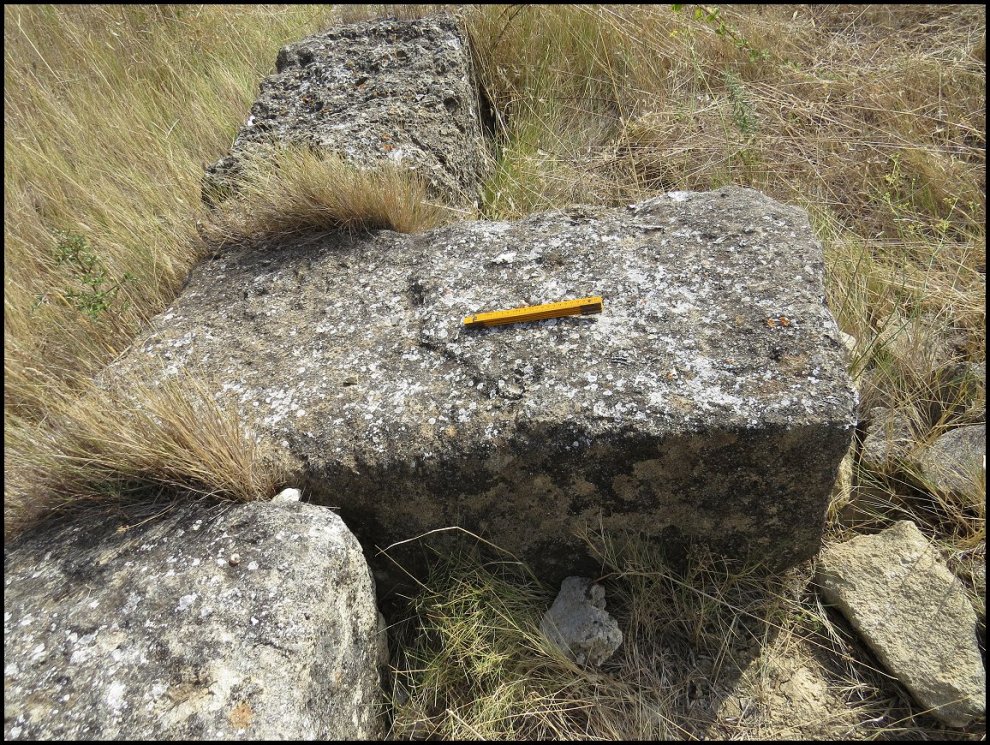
[
  {"x1": 386, "y1": 536, "x2": 716, "y2": 740},
  {"x1": 4, "y1": 369, "x2": 289, "y2": 539},
  {"x1": 201, "y1": 147, "x2": 462, "y2": 246},
  {"x1": 3, "y1": 4, "x2": 338, "y2": 423},
  {"x1": 387, "y1": 529, "x2": 960, "y2": 740},
  {"x1": 466, "y1": 5, "x2": 985, "y2": 235},
  {"x1": 4, "y1": 5, "x2": 341, "y2": 532}
]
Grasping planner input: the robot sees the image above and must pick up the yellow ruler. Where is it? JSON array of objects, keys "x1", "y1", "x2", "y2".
[{"x1": 462, "y1": 296, "x2": 604, "y2": 329}]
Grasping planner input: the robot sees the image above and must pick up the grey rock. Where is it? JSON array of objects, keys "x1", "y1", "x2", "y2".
[
  {"x1": 928, "y1": 361, "x2": 986, "y2": 426},
  {"x1": 817, "y1": 520, "x2": 986, "y2": 727},
  {"x1": 541, "y1": 577, "x2": 622, "y2": 668},
  {"x1": 108, "y1": 187, "x2": 856, "y2": 582},
  {"x1": 859, "y1": 405, "x2": 915, "y2": 471},
  {"x1": 911, "y1": 424, "x2": 985, "y2": 497},
  {"x1": 3, "y1": 500, "x2": 385, "y2": 740},
  {"x1": 203, "y1": 15, "x2": 489, "y2": 208}
]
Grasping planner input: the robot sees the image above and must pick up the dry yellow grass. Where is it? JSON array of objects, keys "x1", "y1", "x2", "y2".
[
  {"x1": 4, "y1": 369, "x2": 289, "y2": 538},
  {"x1": 4, "y1": 5, "x2": 339, "y2": 533},
  {"x1": 4, "y1": 5, "x2": 340, "y2": 422},
  {"x1": 386, "y1": 527, "x2": 966, "y2": 740},
  {"x1": 202, "y1": 147, "x2": 463, "y2": 246}
]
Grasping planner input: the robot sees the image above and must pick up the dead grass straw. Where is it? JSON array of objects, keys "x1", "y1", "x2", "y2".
[
  {"x1": 5, "y1": 369, "x2": 288, "y2": 539},
  {"x1": 201, "y1": 147, "x2": 462, "y2": 246}
]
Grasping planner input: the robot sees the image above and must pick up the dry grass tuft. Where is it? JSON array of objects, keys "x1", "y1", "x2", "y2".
[
  {"x1": 386, "y1": 528, "x2": 962, "y2": 740},
  {"x1": 3, "y1": 5, "x2": 339, "y2": 421},
  {"x1": 4, "y1": 369, "x2": 289, "y2": 539},
  {"x1": 201, "y1": 147, "x2": 463, "y2": 246},
  {"x1": 387, "y1": 537, "x2": 684, "y2": 741}
]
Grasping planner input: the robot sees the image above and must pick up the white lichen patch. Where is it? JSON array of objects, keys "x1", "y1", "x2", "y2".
[
  {"x1": 106, "y1": 681, "x2": 127, "y2": 713},
  {"x1": 176, "y1": 594, "x2": 198, "y2": 612}
]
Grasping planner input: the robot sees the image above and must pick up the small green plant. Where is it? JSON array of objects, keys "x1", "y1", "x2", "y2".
[
  {"x1": 725, "y1": 71, "x2": 758, "y2": 135},
  {"x1": 672, "y1": 4, "x2": 769, "y2": 63},
  {"x1": 51, "y1": 231, "x2": 134, "y2": 319}
]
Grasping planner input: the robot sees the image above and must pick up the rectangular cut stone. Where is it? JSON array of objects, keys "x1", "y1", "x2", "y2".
[
  {"x1": 203, "y1": 15, "x2": 489, "y2": 208},
  {"x1": 114, "y1": 188, "x2": 857, "y2": 581}
]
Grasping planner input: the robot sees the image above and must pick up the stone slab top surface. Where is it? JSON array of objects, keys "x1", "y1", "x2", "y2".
[
  {"x1": 136, "y1": 187, "x2": 855, "y2": 461},
  {"x1": 114, "y1": 187, "x2": 857, "y2": 575}
]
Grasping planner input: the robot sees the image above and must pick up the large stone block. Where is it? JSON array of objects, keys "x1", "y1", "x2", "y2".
[
  {"x1": 203, "y1": 15, "x2": 490, "y2": 208},
  {"x1": 112, "y1": 187, "x2": 857, "y2": 582},
  {"x1": 3, "y1": 500, "x2": 385, "y2": 740}
]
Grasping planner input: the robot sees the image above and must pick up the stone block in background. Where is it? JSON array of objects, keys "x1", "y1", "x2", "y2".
[
  {"x1": 203, "y1": 15, "x2": 490, "y2": 209},
  {"x1": 817, "y1": 520, "x2": 986, "y2": 727}
]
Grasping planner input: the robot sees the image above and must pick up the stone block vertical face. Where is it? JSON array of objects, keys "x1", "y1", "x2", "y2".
[
  {"x1": 111, "y1": 187, "x2": 858, "y2": 582},
  {"x1": 203, "y1": 15, "x2": 490, "y2": 208}
]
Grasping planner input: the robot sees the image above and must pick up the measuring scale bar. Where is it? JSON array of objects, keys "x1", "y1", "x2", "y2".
[{"x1": 462, "y1": 296, "x2": 604, "y2": 329}]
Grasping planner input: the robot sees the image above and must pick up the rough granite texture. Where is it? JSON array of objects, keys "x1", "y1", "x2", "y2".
[
  {"x1": 912, "y1": 423, "x2": 985, "y2": 497},
  {"x1": 3, "y1": 500, "x2": 385, "y2": 740},
  {"x1": 107, "y1": 187, "x2": 857, "y2": 584},
  {"x1": 203, "y1": 15, "x2": 489, "y2": 208},
  {"x1": 817, "y1": 520, "x2": 986, "y2": 727},
  {"x1": 859, "y1": 405, "x2": 916, "y2": 470}
]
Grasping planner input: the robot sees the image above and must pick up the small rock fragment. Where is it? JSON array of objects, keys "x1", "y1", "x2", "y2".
[
  {"x1": 540, "y1": 576, "x2": 622, "y2": 668},
  {"x1": 910, "y1": 424, "x2": 985, "y2": 498},
  {"x1": 817, "y1": 520, "x2": 986, "y2": 727},
  {"x1": 859, "y1": 406, "x2": 915, "y2": 470},
  {"x1": 273, "y1": 488, "x2": 302, "y2": 503}
]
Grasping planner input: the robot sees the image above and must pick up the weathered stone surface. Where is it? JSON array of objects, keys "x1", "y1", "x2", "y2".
[
  {"x1": 203, "y1": 15, "x2": 489, "y2": 208},
  {"x1": 541, "y1": 577, "x2": 622, "y2": 668},
  {"x1": 3, "y1": 499, "x2": 385, "y2": 740},
  {"x1": 927, "y1": 361, "x2": 985, "y2": 426},
  {"x1": 859, "y1": 405, "x2": 915, "y2": 471},
  {"x1": 110, "y1": 187, "x2": 856, "y2": 581},
  {"x1": 817, "y1": 520, "x2": 986, "y2": 727},
  {"x1": 911, "y1": 424, "x2": 985, "y2": 497}
]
